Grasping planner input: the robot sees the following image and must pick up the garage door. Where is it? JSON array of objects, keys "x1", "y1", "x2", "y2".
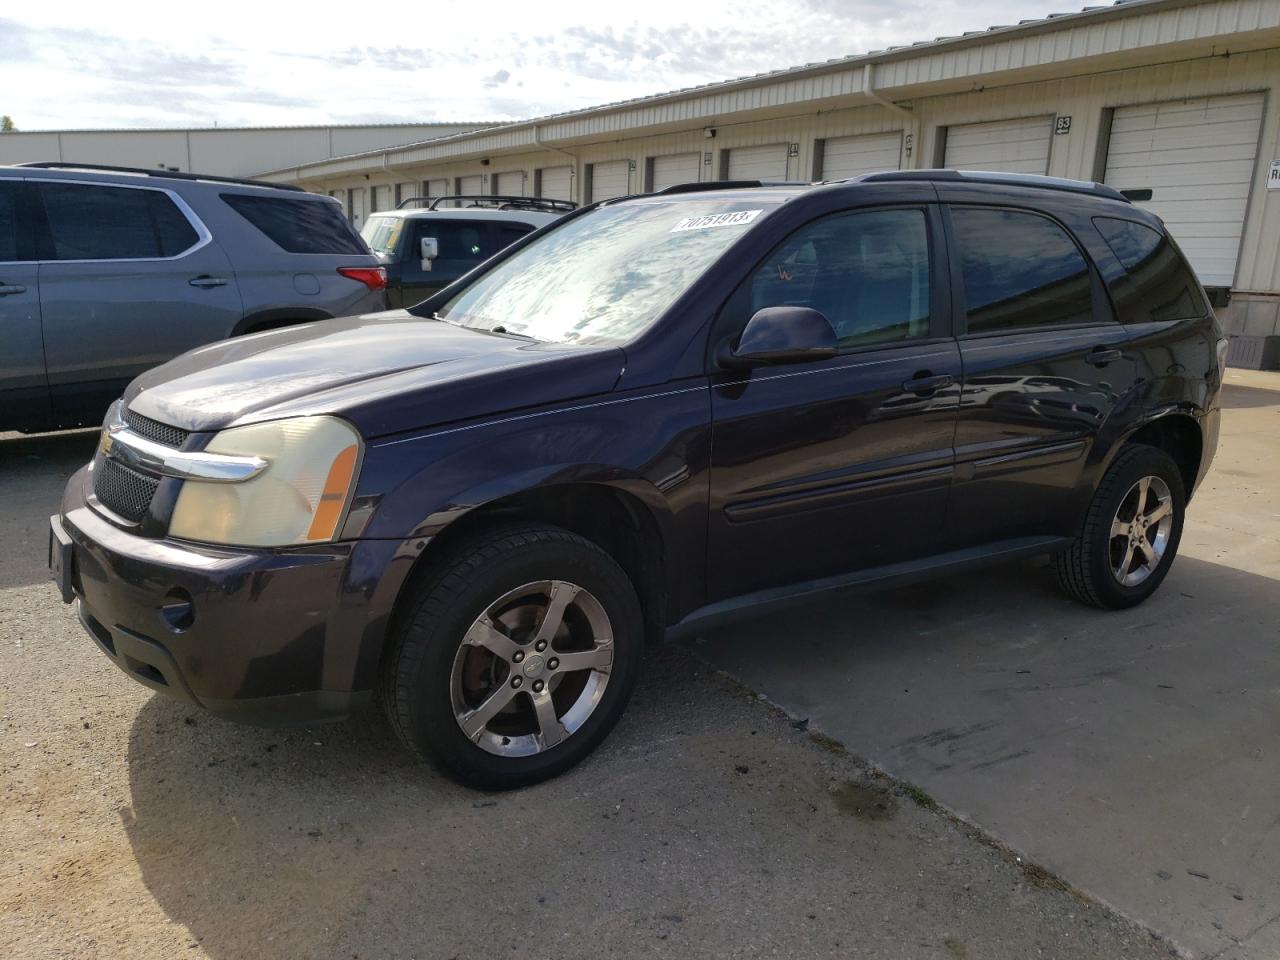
[
  {"x1": 727, "y1": 144, "x2": 788, "y2": 180},
  {"x1": 424, "y1": 178, "x2": 449, "y2": 199},
  {"x1": 1104, "y1": 93, "x2": 1265, "y2": 287},
  {"x1": 944, "y1": 116, "x2": 1053, "y2": 174},
  {"x1": 651, "y1": 152, "x2": 701, "y2": 191},
  {"x1": 372, "y1": 185, "x2": 393, "y2": 212},
  {"x1": 457, "y1": 175, "x2": 483, "y2": 203},
  {"x1": 349, "y1": 187, "x2": 367, "y2": 228},
  {"x1": 495, "y1": 171, "x2": 525, "y2": 197},
  {"x1": 821, "y1": 132, "x2": 903, "y2": 179},
  {"x1": 395, "y1": 182, "x2": 417, "y2": 206},
  {"x1": 590, "y1": 161, "x2": 630, "y2": 201},
  {"x1": 538, "y1": 166, "x2": 572, "y2": 201}
]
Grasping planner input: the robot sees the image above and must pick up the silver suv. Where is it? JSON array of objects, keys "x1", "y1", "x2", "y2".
[{"x1": 0, "y1": 162, "x2": 388, "y2": 432}]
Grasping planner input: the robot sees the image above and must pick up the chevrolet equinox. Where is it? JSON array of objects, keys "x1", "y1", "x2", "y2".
[{"x1": 51, "y1": 171, "x2": 1224, "y2": 789}]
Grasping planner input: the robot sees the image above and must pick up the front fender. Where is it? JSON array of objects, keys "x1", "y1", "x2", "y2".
[{"x1": 347, "y1": 381, "x2": 712, "y2": 639}]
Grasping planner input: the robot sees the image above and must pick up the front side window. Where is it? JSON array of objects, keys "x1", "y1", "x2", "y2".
[
  {"x1": 221, "y1": 193, "x2": 367, "y2": 255},
  {"x1": 1093, "y1": 217, "x2": 1205, "y2": 323},
  {"x1": 436, "y1": 197, "x2": 783, "y2": 345},
  {"x1": 951, "y1": 207, "x2": 1094, "y2": 333},
  {"x1": 725, "y1": 208, "x2": 931, "y2": 348},
  {"x1": 39, "y1": 183, "x2": 199, "y2": 260}
]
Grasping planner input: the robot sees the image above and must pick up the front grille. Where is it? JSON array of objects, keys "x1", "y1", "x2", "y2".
[
  {"x1": 124, "y1": 408, "x2": 189, "y2": 449},
  {"x1": 94, "y1": 457, "x2": 160, "y2": 523}
]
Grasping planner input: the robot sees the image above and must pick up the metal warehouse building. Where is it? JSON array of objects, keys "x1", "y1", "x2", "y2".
[
  {"x1": 0, "y1": 122, "x2": 491, "y2": 179},
  {"x1": 261, "y1": 0, "x2": 1280, "y2": 341}
]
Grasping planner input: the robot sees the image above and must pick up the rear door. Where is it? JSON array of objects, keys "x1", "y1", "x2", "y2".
[
  {"x1": 33, "y1": 180, "x2": 243, "y2": 429},
  {"x1": 0, "y1": 179, "x2": 48, "y2": 431},
  {"x1": 941, "y1": 196, "x2": 1136, "y2": 547},
  {"x1": 707, "y1": 200, "x2": 961, "y2": 600}
]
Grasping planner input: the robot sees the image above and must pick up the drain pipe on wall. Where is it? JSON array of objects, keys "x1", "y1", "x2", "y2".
[
  {"x1": 533, "y1": 125, "x2": 581, "y2": 202},
  {"x1": 863, "y1": 63, "x2": 921, "y2": 170}
]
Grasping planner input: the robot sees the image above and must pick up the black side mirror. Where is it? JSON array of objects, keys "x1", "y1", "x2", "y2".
[{"x1": 722, "y1": 306, "x2": 838, "y2": 368}]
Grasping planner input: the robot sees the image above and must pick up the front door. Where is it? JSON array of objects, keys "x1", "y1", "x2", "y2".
[
  {"x1": 707, "y1": 205, "x2": 961, "y2": 601},
  {"x1": 942, "y1": 203, "x2": 1137, "y2": 547},
  {"x1": 33, "y1": 180, "x2": 243, "y2": 428}
]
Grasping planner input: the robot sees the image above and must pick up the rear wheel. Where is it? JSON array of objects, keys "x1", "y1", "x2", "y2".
[
  {"x1": 1055, "y1": 444, "x2": 1185, "y2": 609},
  {"x1": 381, "y1": 524, "x2": 643, "y2": 789}
]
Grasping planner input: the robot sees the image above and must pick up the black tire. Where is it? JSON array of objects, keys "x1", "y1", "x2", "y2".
[
  {"x1": 1054, "y1": 444, "x2": 1186, "y2": 610},
  {"x1": 381, "y1": 523, "x2": 643, "y2": 790}
]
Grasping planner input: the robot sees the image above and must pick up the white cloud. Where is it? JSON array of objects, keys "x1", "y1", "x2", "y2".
[{"x1": 1, "y1": 0, "x2": 1073, "y2": 129}]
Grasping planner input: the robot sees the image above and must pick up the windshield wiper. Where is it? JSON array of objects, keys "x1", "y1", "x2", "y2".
[{"x1": 489, "y1": 325, "x2": 541, "y2": 342}]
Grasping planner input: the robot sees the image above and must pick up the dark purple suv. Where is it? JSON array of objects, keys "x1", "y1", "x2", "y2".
[{"x1": 51, "y1": 171, "x2": 1223, "y2": 789}]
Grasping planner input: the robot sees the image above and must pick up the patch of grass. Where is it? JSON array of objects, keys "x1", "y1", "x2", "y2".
[{"x1": 903, "y1": 784, "x2": 937, "y2": 810}]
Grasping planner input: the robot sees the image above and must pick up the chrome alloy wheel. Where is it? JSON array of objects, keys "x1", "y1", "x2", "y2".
[
  {"x1": 450, "y1": 580, "x2": 614, "y2": 757},
  {"x1": 1109, "y1": 475, "x2": 1174, "y2": 587}
]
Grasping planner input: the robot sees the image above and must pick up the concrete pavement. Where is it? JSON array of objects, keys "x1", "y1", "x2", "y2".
[{"x1": 695, "y1": 369, "x2": 1280, "y2": 958}]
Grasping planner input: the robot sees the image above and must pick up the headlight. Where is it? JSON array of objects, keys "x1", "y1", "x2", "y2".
[{"x1": 169, "y1": 416, "x2": 362, "y2": 547}]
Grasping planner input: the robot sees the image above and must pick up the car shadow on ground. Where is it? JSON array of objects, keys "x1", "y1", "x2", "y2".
[
  {"x1": 0, "y1": 430, "x2": 97, "y2": 590},
  {"x1": 695, "y1": 551, "x2": 1280, "y2": 957},
  {"x1": 1221, "y1": 378, "x2": 1280, "y2": 409}
]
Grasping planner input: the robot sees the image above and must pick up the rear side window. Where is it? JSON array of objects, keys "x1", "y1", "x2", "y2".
[
  {"x1": 1093, "y1": 217, "x2": 1205, "y2": 323},
  {"x1": 221, "y1": 194, "x2": 366, "y2": 255},
  {"x1": 951, "y1": 207, "x2": 1094, "y2": 333},
  {"x1": 0, "y1": 181, "x2": 19, "y2": 261},
  {"x1": 414, "y1": 219, "x2": 497, "y2": 267},
  {"x1": 39, "y1": 183, "x2": 200, "y2": 260}
]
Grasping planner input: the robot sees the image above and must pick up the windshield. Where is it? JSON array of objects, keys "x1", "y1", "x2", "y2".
[
  {"x1": 360, "y1": 215, "x2": 403, "y2": 256},
  {"x1": 434, "y1": 197, "x2": 782, "y2": 345}
]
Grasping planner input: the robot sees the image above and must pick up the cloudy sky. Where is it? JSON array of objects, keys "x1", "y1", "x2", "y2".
[{"x1": 4, "y1": 0, "x2": 1071, "y2": 130}]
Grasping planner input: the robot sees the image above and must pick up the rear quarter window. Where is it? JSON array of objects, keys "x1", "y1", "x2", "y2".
[
  {"x1": 1093, "y1": 217, "x2": 1206, "y2": 323},
  {"x1": 221, "y1": 194, "x2": 368, "y2": 255}
]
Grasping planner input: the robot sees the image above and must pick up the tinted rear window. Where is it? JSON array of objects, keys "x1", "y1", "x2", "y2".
[
  {"x1": 222, "y1": 194, "x2": 367, "y2": 255},
  {"x1": 39, "y1": 183, "x2": 199, "y2": 260},
  {"x1": 951, "y1": 207, "x2": 1094, "y2": 333},
  {"x1": 1093, "y1": 217, "x2": 1205, "y2": 323}
]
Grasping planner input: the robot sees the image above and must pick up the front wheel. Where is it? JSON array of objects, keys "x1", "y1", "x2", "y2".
[
  {"x1": 381, "y1": 524, "x2": 643, "y2": 790},
  {"x1": 1055, "y1": 444, "x2": 1186, "y2": 609}
]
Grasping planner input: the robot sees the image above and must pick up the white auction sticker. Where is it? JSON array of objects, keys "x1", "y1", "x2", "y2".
[{"x1": 671, "y1": 209, "x2": 763, "y2": 232}]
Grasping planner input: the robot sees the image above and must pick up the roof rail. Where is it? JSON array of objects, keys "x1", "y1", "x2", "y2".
[
  {"x1": 655, "y1": 179, "x2": 804, "y2": 195},
  {"x1": 858, "y1": 169, "x2": 1129, "y2": 202},
  {"x1": 16, "y1": 161, "x2": 305, "y2": 192},
  {"x1": 398, "y1": 194, "x2": 576, "y2": 213}
]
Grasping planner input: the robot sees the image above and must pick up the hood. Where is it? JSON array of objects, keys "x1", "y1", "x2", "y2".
[{"x1": 124, "y1": 311, "x2": 625, "y2": 438}]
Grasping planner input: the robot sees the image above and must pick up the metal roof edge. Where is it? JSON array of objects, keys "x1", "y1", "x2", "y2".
[{"x1": 259, "y1": 0, "x2": 1256, "y2": 181}]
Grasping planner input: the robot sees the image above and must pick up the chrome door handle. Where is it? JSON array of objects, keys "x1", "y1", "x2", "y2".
[
  {"x1": 902, "y1": 373, "x2": 954, "y2": 394},
  {"x1": 1086, "y1": 347, "x2": 1123, "y2": 367},
  {"x1": 189, "y1": 276, "x2": 228, "y2": 288},
  {"x1": 0, "y1": 284, "x2": 27, "y2": 296}
]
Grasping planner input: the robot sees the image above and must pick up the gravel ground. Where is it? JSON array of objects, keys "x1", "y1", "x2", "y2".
[{"x1": 0, "y1": 428, "x2": 1175, "y2": 960}]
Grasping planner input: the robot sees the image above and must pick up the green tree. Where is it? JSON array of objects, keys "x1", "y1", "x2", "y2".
[{"x1": 0, "y1": 116, "x2": 15, "y2": 132}]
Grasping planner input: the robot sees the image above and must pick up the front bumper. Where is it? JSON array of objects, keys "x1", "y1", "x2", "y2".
[{"x1": 53, "y1": 466, "x2": 409, "y2": 725}]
